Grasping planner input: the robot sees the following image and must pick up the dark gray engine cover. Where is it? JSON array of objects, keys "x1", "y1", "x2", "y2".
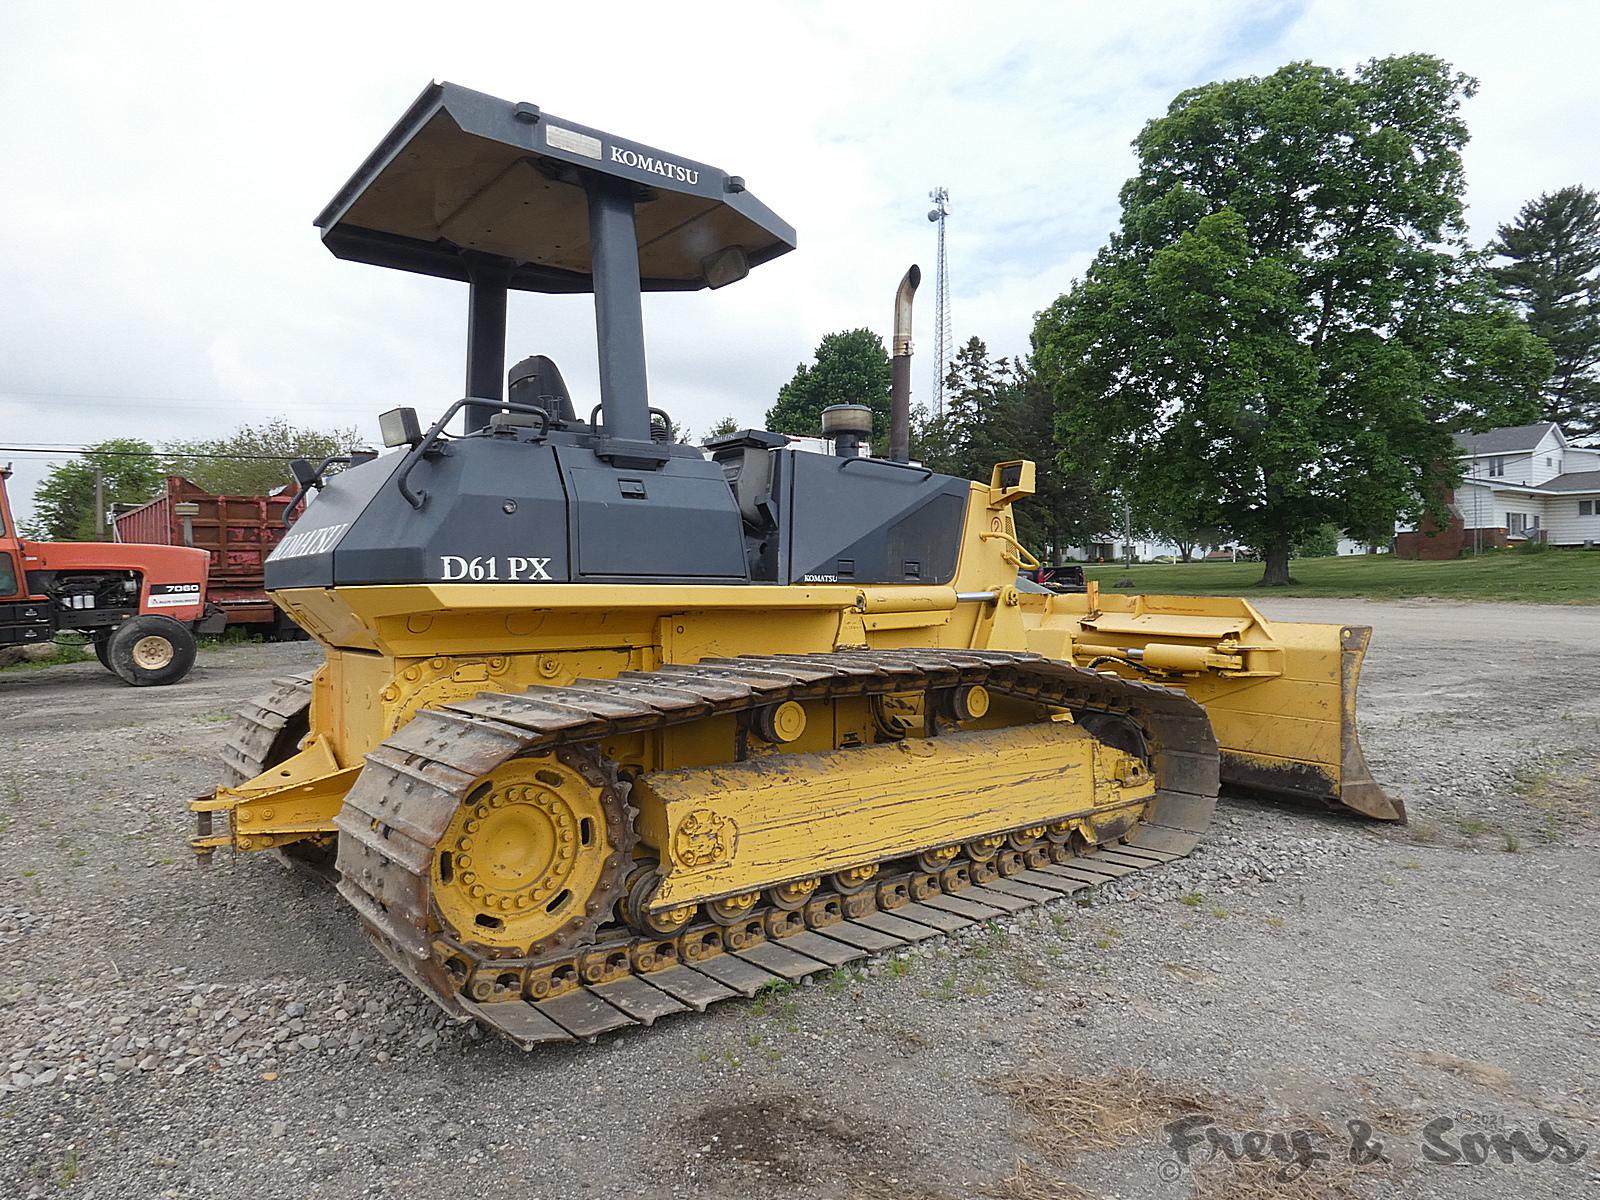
[{"x1": 265, "y1": 430, "x2": 969, "y2": 594}]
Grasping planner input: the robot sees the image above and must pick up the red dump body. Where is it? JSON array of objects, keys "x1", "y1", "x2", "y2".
[{"x1": 114, "y1": 477, "x2": 294, "y2": 628}]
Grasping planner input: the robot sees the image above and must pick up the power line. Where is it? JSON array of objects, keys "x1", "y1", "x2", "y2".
[
  {"x1": 0, "y1": 445, "x2": 316, "y2": 461},
  {"x1": 0, "y1": 388, "x2": 362, "y2": 413}
]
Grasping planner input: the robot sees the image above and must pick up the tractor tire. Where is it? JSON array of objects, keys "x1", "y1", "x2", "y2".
[
  {"x1": 92, "y1": 634, "x2": 114, "y2": 672},
  {"x1": 107, "y1": 615, "x2": 197, "y2": 687}
]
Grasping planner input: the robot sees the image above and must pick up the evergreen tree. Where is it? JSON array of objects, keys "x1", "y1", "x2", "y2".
[
  {"x1": 1489, "y1": 185, "x2": 1600, "y2": 433},
  {"x1": 915, "y1": 337, "x2": 1111, "y2": 560}
]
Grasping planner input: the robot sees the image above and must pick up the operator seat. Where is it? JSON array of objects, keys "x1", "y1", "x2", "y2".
[{"x1": 508, "y1": 354, "x2": 578, "y2": 425}]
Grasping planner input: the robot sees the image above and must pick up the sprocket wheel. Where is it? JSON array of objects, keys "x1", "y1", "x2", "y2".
[{"x1": 429, "y1": 746, "x2": 634, "y2": 958}]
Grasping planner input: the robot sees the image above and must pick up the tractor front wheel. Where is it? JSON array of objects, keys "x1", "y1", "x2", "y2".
[
  {"x1": 108, "y1": 615, "x2": 197, "y2": 687},
  {"x1": 91, "y1": 633, "x2": 114, "y2": 672}
]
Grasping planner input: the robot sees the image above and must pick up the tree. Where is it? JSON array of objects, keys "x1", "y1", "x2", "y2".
[
  {"x1": 765, "y1": 329, "x2": 892, "y2": 444},
  {"x1": 164, "y1": 418, "x2": 364, "y2": 495},
  {"x1": 1489, "y1": 185, "x2": 1600, "y2": 433},
  {"x1": 1294, "y1": 523, "x2": 1341, "y2": 558},
  {"x1": 704, "y1": 416, "x2": 741, "y2": 440},
  {"x1": 915, "y1": 337, "x2": 1112, "y2": 559},
  {"x1": 27, "y1": 439, "x2": 166, "y2": 540},
  {"x1": 1033, "y1": 55, "x2": 1552, "y2": 586}
]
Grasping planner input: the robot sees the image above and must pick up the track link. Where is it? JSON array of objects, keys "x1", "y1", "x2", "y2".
[
  {"x1": 219, "y1": 671, "x2": 314, "y2": 786},
  {"x1": 332, "y1": 649, "x2": 1219, "y2": 1047}
]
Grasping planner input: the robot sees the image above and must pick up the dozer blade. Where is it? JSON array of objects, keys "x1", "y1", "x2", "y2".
[
  {"x1": 1200, "y1": 623, "x2": 1400, "y2": 822},
  {"x1": 1030, "y1": 593, "x2": 1399, "y2": 821}
]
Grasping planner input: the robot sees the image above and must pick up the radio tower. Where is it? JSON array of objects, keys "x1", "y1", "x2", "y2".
[{"x1": 927, "y1": 187, "x2": 952, "y2": 418}]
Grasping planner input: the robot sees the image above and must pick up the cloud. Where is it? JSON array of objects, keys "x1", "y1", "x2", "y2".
[{"x1": 0, "y1": 0, "x2": 1593, "y2": 521}]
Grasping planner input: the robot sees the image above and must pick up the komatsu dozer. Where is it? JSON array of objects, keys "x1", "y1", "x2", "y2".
[{"x1": 196, "y1": 83, "x2": 1396, "y2": 1047}]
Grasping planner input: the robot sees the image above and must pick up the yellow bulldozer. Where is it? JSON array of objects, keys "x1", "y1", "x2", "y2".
[{"x1": 196, "y1": 83, "x2": 1395, "y2": 1047}]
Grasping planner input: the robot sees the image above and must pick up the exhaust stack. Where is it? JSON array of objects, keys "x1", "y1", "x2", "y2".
[{"x1": 889, "y1": 265, "x2": 921, "y2": 463}]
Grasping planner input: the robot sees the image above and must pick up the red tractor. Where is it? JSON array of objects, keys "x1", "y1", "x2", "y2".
[{"x1": 0, "y1": 465, "x2": 219, "y2": 685}]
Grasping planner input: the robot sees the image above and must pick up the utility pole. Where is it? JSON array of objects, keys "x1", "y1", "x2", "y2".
[
  {"x1": 1122, "y1": 494, "x2": 1133, "y2": 568},
  {"x1": 93, "y1": 467, "x2": 105, "y2": 539}
]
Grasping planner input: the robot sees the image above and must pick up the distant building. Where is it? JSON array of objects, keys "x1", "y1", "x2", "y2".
[{"x1": 1396, "y1": 421, "x2": 1600, "y2": 558}]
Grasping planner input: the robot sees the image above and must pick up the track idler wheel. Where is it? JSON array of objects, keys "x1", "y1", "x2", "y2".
[
  {"x1": 965, "y1": 835, "x2": 1005, "y2": 861},
  {"x1": 706, "y1": 891, "x2": 761, "y2": 925},
  {"x1": 830, "y1": 864, "x2": 878, "y2": 895},
  {"x1": 915, "y1": 845, "x2": 961, "y2": 873},
  {"x1": 767, "y1": 877, "x2": 820, "y2": 911},
  {"x1": 622, "y1": 868, "x2": 697, "y2": 936}
]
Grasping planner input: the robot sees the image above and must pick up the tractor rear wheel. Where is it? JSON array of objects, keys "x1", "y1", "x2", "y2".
[{"x1": 108, "y1": 615, "x2": 197, "y2": 687}]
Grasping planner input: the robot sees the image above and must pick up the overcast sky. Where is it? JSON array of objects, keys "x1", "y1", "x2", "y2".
[{"x1": 2, "y1": 0, "x2": 1596, "y2": 525}]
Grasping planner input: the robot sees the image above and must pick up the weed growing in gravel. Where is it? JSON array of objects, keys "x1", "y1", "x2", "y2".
[
  {"x1": 1502, "y1": 830, "x2": 1521, "y2": 853},
  {"x1": 1458, "y1": 817, "x2": 1489, "y2": 837},
  {"x1": 1406, "y1": 819, "x2": 1440, "y2": 844},
  {"x1": 0, "y1": 643, "x2": 93, "y2": 672},
  {"x1": 1511, "y1": 763, "x2": 1554, "y2": 800},
  {"x1": 993, "y1": 1068, "x2": 1380, "y2": 1200},
  {"x1": 1180, "y1": 892, "x2": 1205, "y2": 907},
  {"x1": 58, "y1": 1147, "x2": 79, "y2": 1186},
  {"x1": 823, "y1": 968, "x2": 863, "y2": 996},
  {"x1": 1265, "y1": 916, "x2": 1285, "y2": 930},
  {"x1": 749, "y1": 979, "x2": 796, "y2": 1011},
  {"x1": 888, "y1": 957, "x2": 914, "y2": 978},
  {"x1": 1208, "y1": 906, "x2": 1228, "y2": 920}
]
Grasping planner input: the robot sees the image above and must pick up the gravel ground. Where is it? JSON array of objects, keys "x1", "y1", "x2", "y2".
[{"x1": 1, "y1": 600, "x2": 1596, "y2": 1200}]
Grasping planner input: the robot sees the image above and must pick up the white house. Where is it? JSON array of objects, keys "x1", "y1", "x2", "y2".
[{"x1": 1450, "y1": 422, "x2": 1600, "y2": 547}]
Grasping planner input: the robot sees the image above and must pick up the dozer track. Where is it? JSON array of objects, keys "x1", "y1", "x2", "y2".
[
  {"x1": 218, "y1": 670, "x2": 314, "y2": 786},
  {"x1": 330, "y1": 649, "x2": 1219, "y2": 1048}
]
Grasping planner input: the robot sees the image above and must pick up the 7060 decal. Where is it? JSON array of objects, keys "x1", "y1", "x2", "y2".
[{"x1": 438, "y1": 556, "x2": 554, "y2": 582}]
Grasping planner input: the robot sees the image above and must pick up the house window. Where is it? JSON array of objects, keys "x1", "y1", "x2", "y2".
[
  {"x1": 1489, "y1": 456, "x2": 1506, "y2": 477},
  {"x1": 1582, "y1": 500, "x2": 1596, "y2": 517},
  {"x1": 1507, "y1": 513, "x2": 1526, "y2": 534}
]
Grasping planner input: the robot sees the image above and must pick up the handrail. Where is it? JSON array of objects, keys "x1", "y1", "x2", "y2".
[
  {"x1": 979, "y1": 529, "x2": 1041, "y2": 570},
  {"x1": 838, "y1": 456, "x2": 933, "y2": 480},
  {"x1": 396, "y1": 397, "x2": 551, "y2": 510}
]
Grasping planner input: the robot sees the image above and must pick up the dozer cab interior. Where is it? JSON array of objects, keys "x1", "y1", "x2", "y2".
[{"x1": 199, "y1": 82, "x2": 1393, "y2": 1047}]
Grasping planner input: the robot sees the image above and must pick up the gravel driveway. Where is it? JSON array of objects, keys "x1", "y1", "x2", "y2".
[{"x1": 1, "y1": 599, "x2": 1596, "y2": 1199}]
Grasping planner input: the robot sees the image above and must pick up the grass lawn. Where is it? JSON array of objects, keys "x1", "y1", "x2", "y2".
[{"x1": 1082, "y1": 550, "x2": 1600, "y2": 603}]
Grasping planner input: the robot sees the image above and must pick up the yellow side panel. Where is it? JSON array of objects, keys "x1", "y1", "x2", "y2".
[{"x1": 635, "y1": 722, "x2": 1150, "y2": 907}]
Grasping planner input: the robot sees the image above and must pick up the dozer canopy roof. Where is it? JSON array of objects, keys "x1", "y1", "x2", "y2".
[{"x1": 313, "y1": 81, "x2": 796, "y2": 293}]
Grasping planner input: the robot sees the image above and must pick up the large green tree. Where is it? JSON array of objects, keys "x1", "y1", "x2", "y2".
[
  {"x1": 765, "y1": 329, "x2": 892, "y2": 444},
  {"x1": 1489, "y1": 184, "x2": 1600, "y2": 433},
  {"x1": 1033, "y1": 55, "x2": 1552, "y2": 586},
  {"x1": 916, "y1": 337, "x2": 1112, "y2": 559},
  {"x1": 164, "y1": 418, "x2": 363, "y2": 495},
  {"x1": 26, "y1": 439, "x2": 166, "y2": 540}
]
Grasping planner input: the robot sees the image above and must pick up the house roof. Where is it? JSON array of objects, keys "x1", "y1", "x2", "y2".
[
  {"x1": 1542, "y1": 470, "x2": 1600, "y2": 493},
  {"x1": 1453, "y1": 422, "x2": 1560, "y2": 455}
]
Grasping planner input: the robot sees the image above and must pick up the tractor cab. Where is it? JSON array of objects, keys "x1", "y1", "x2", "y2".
[{"x1": 0, "y1": 467, "x2": 25, "y2": 600}]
